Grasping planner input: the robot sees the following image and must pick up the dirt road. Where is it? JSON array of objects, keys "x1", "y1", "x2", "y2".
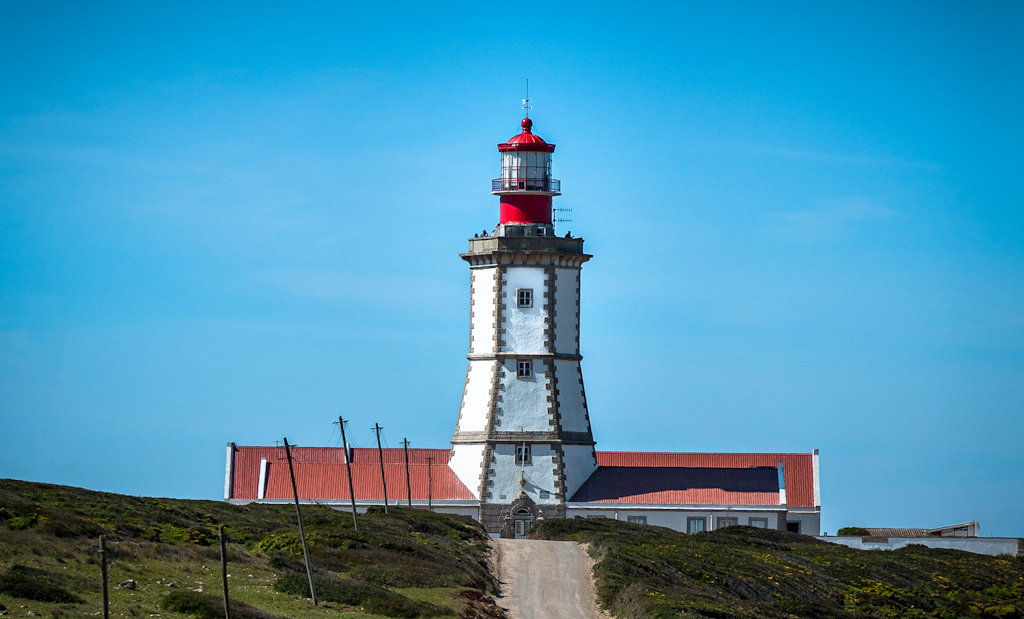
[{"x1": 493, "y1": 538, "x2": 607, "y2": 619}]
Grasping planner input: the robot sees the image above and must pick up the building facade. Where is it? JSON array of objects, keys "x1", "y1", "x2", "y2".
[{"x1": 225, "y1": 115, "x2": 822, "y2": 538}]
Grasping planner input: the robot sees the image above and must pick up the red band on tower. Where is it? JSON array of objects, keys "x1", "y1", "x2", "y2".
[
  {"x1": 492, "y1": 118, "x2": 559, "y2": 225},
  {"x1": 500, "y1": 195, "x2": 553, "y2": 225}
]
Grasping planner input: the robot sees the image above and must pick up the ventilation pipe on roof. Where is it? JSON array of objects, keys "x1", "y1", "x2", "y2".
[
  {"x1": 224, "y1": 442, "x2": 236, "y2": 500},
  {"x1": 812, "y1": 449, "x2": 821, "y2": 508},
  {"x1": 257, "y1": 457, "x2": 269, "y2": 500}
]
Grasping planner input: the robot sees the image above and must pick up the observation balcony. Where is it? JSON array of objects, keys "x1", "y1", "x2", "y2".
[{"x1": 491, "y1": 177, "x2": 561, "y2": 194}]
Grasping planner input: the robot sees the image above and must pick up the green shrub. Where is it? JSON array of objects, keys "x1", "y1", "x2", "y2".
[
  {"x1": 6, "y1": 515, "x2": 36, "y2": 530},
  {"x1": 37, "y1": 512, "x2": 106, "y2": 538},
  {"x1": 160, "y1": 590, "x2": 220, "y2": 618},
  {"x1": 274, "y1": 571, "x2": 385, "y2": 605},
  {"x1": 267, "y1": 552, "x2": 306, "y2": 572},
  {"x1": 0, "y1": 479, "x2": 497, "y2": 618},
  {"x1": 364, "y1": 595, "x2": 455, "y2": 618},
  {"x1": 160, "y1": 590, "x2": 286, "y2": 619},
  {"x1": 350, "y1": 561, "x2": 472, "y2": 588},
  {"x1": 533, "y1": 517, "x2": 1024, "y2": 619},
  {"x1": 837, "y1": 526, "x2": 870, "y2": 536},
  {"x1": 158, "y1": 525, "x2": 213, "y2": 545},
  {"x1": 273, "y1": 571, "x2": 450, "y2": 617},
  {"x1": 0, "y1": 565, "x2": 84, "y2": 603},
  {"x1": 253, "y1": 531, "x2": 303, "y2": 554}
]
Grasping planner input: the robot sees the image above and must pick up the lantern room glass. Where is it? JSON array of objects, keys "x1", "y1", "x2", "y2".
[{"x1": 500, "y1": 151, "x2": 552, "y2": 191}]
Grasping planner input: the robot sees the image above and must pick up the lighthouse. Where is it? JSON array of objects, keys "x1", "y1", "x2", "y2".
[
  {"x1": 448, "y1": 116, "x2": 599, "y2": 537},
  {"x1": 226, "y1": 110, "x2": 823, "y2": 539}
]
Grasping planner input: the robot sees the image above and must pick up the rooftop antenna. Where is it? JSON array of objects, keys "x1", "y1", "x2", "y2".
[{"x1": 522, "y1": 78, "x2": 532, "y2": 119}]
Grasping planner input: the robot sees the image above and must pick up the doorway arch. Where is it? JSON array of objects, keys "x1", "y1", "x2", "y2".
[{"x1": 512, "y1": 508, "x2": 533, "y2": 539}]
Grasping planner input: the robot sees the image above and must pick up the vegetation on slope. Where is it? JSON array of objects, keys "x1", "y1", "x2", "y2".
[
  {"x1": 0, "y1": 478, "x2": 502, "y2": 618},
  {"x1": 534, "y1": 517, "x2": 1023, "y2": 619}
]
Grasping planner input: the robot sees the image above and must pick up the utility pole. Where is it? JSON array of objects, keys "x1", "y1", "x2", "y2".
[
  {"x1": 337, "y1": 416, "x2": 359, "y2": 531},
  {"x1": 402, "y1": 438, "x2": 412, "y2": 507},
  {"x1": 373, "y1": 423, "x2": 389, "y2": 513},
  {"x1": 98, "y1": 535, "x2": 109, "y2": 619},
  {"x1": 283, "y1": 438, "x2": 318, "y2": 606},
  {"x1": 219, "y1": 525, "x2": 231, "y2": 619},
  {"x1": 425, "y1": 456, "x2": 434, "y2": 511}
]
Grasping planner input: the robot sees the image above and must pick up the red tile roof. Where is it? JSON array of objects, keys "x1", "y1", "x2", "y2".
[
  {"x1": 228, "y1": 446, "x2": 817, "y2": 508},
  {"x1": 570, "y1": 466, "x2": 781, "y2": 505},
  {"x1": 591, "y1": 452, "x2": 817, "y2": 508},
  {"x1": 229, "y1": 446, "x2": 474, "y2": 502}
]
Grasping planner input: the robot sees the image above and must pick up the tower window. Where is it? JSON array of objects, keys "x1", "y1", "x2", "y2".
[
  {"x1": 516, "y1": 288, "x2": 533, "y2": 308},
  {"x1": 517, "y1": 360, "x2": 532, "y2": 378},
  {"x1": 515, "y1": 444, "x2": 531, "y2": 465}
]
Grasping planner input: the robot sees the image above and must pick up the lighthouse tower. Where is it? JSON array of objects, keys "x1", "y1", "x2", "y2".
[{"x1": 449, "y1": 116, "x2": 598, "y2": 537}]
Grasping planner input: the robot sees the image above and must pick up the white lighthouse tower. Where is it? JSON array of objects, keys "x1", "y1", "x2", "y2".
[{"x1": 449, "y1": 115, "x2": 598, "y2": 537}]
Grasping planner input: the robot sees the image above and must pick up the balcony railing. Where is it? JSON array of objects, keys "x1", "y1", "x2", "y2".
[{"x1": 491, "y1": 178, "x2": 561, "y2": 193}]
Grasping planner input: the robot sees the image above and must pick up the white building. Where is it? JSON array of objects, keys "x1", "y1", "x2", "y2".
[{"x1": 226, "y1": 114, "x2": 821, "y2": 538}]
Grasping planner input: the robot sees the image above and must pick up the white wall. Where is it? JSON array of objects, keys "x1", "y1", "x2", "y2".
[
  {"x1": 502, "y1": 267, "x2": 547, "y2": 353},
  {"x1": 553, "y1": 268, "x2": 579, "y2": 353},
  {"x1": 566, "y1": 508, "x2": 784, "y2": 532},
  {"x1": 469, "y1": 267, "x2": 496, "y2": 355},
  {"x1": 431, "y1": 506, "x2": 480, "y2": 520},
  {"x1": 562, "y1": 444, "x2": 597, "y2": 499},
  {"x1": 456, "y1": 360, "x2": 494, "y2": 433},
  {"x1": 449, "y1": 445, "x2": 485, "y2": 499},
  {"x1": 820, "y1": 536, "x2": 1020, "y2": 557},
  {"x1": 249, "y1": 500, "x2": 478, "y2": 515},
  {"x1": 495, "y1": 360, "x2": 551, "y2": 432},
  {"x1": 488, "y1": 443, "x2": 560, "y2": 505},
  {"x1": 787, "y1": 512, "x2": 821, "y2": 536},
  {"x1": 555, "y1": 360, "x2": 589, "y2": 432}
]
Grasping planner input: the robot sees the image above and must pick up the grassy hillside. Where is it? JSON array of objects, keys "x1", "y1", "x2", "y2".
[
  {"x1": 0, "y1": 479, "x2": 502, "y2": 618},
  {"x1": 534, "y1": 518, "x2": 1023, "y2": 619}
]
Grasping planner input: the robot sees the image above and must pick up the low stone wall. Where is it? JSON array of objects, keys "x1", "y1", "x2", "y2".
[{"x1": 819, "y1": 536, "x2": 1023, "y2": 557}]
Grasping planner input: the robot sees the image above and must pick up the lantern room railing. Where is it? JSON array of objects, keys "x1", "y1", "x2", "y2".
[{"x1": 491, "y1": 178, "x2": 561, "y2": 193}]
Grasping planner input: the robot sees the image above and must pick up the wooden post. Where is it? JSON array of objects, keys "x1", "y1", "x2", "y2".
[
  {"x1": 283, "y1": 438, "x2": 318, "y2": 606},
  {"x1": 338, "y1": 416, "x2": 359, "y2": 531},
  {"x1": 219, "y1": 525, "x2": 231, "y2": 619},
  {"x1": 426, "y1": 456, "x2": 434, "y2": 511},
  {"x1": 373, "y1": 423, "x2": 389, "y2": 513},
  {"x1": 99, "y1": 535, "x2": 109, "y2": 619},
  {"x1": 402, "y1": 438, "x2": 412, "y2": 507}
]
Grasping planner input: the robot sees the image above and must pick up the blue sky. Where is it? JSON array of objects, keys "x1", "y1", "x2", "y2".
[{"x1": 2, "y1": 1, "x2": 1022, "y2": 535}]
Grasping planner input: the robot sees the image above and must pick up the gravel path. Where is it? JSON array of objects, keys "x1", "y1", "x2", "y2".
[{"x1": 493, "y1": 538, "x2": 607, "y2": 619}]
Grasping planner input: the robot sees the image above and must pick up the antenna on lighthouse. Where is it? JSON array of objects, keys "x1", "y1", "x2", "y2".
[
  {"x1": 522, "y1": 78, "x2": 532, "y2": 118},
  {"x1": 553, "y1": 206, "x2": 573, "y2": 225}
]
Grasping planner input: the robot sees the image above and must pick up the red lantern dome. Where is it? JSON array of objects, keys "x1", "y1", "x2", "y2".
[{"x1": 492, "y1": 118, "x2": 560, "y2": 225}]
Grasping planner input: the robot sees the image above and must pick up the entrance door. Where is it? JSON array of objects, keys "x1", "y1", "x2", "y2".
[
  {"x1": 514, "y1": 519, "x2": 527, "y2": 539},
  {"x1": 512, "y1": 508, "x2": 532, "y2": 539}
]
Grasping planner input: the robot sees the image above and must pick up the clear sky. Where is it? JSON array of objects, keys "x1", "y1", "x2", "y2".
[{"x1": 1, "y1": 1, "x2": 1022, "y2": 536}]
